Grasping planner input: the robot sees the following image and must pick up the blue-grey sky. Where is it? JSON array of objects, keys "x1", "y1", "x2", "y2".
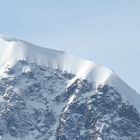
[{"x1": 0, "y1": 0, "x2": 140, "y2": 92}]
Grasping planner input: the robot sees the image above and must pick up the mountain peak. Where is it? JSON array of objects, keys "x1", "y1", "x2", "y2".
[
  {"x1": 0, "y1": 36, "x2": 140, "y2": 114},
  {"x1": 0, "y1": 35, "x2": 113, "y2": 84},
  {"x1": 0, "y1": 36, "x2": 140, "y2": 140}
]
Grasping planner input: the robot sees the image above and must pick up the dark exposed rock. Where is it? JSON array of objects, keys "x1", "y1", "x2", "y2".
[{"x1": 0, "y1": 61, "x2": 140, "y2": 140}]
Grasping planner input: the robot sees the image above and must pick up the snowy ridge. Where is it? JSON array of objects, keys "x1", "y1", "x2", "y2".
[
  {"x1": 0, "y1": 35, "x2": 140, "y2": 113},
  {"x1": 0, "y1": 35, "x2": 113, "y2": 84}
]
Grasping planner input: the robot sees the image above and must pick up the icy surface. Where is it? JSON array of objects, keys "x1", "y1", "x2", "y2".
[
  {"x1": 0, "y1": 36, "x2": 113, "y2": 84},
  {"x1": 0, "y1": 36, "x2": 140, "y2": 113},
  {"x1": 0, "y1": 36, "x2": 140, "y2": 140}
]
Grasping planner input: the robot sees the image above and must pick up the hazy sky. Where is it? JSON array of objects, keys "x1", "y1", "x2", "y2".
[{"x1": 0, "y1": 0, "x2": 140, "y2": 92}]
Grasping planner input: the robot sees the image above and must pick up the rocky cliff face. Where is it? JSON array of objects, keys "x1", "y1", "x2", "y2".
[{"x1": 0, "y1": 61, "x2": 140, "y2": 140}]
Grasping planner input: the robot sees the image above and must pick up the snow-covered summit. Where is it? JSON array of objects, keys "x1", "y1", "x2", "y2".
[
  {"x1": 0, "y1": 35, "x2": 113, "y2": 84},
  {"x1": 0, "y1": 35, "x2": 140, "y2": 140},
  {"x1": 0, "y1": 35, "x2": 140, "y2": 114}
]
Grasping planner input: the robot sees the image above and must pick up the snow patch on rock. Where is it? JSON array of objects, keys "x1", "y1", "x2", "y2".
[{"x1": 0, "y1": 36, "x2": 140, "y2": 114}]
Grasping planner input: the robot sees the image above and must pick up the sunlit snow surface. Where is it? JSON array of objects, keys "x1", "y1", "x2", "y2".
[
  {"x1": 0, "y1": 36, "x2": 139, "y2": 113},
  {"x1": 0, "y1": 36, "x2": 140, "y2": 140},
  {"x1": 0, "y1": 35, "x2": 113, "y2": 84}
]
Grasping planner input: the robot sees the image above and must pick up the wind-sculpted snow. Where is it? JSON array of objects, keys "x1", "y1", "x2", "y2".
[
  {"x1": 0, "y1": 36, "x2": 112, "y2": 85},
  {"x1": 0, "y1": 36, "x2": 140, "y2": 140},
  {"x1": 0, "y1": 61, "x2": 139, "y2": 140},
  {"x1": 0, "y1": 36, "x2": 140, "y2": 113}
]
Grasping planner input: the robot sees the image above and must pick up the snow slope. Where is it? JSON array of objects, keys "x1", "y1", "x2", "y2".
[
  {"x1": 0, "y1": 35, "x2": 112, "y2": 84},
  {"x1": 0, "y1": 35, "x2": 140, "y2": 113}
]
